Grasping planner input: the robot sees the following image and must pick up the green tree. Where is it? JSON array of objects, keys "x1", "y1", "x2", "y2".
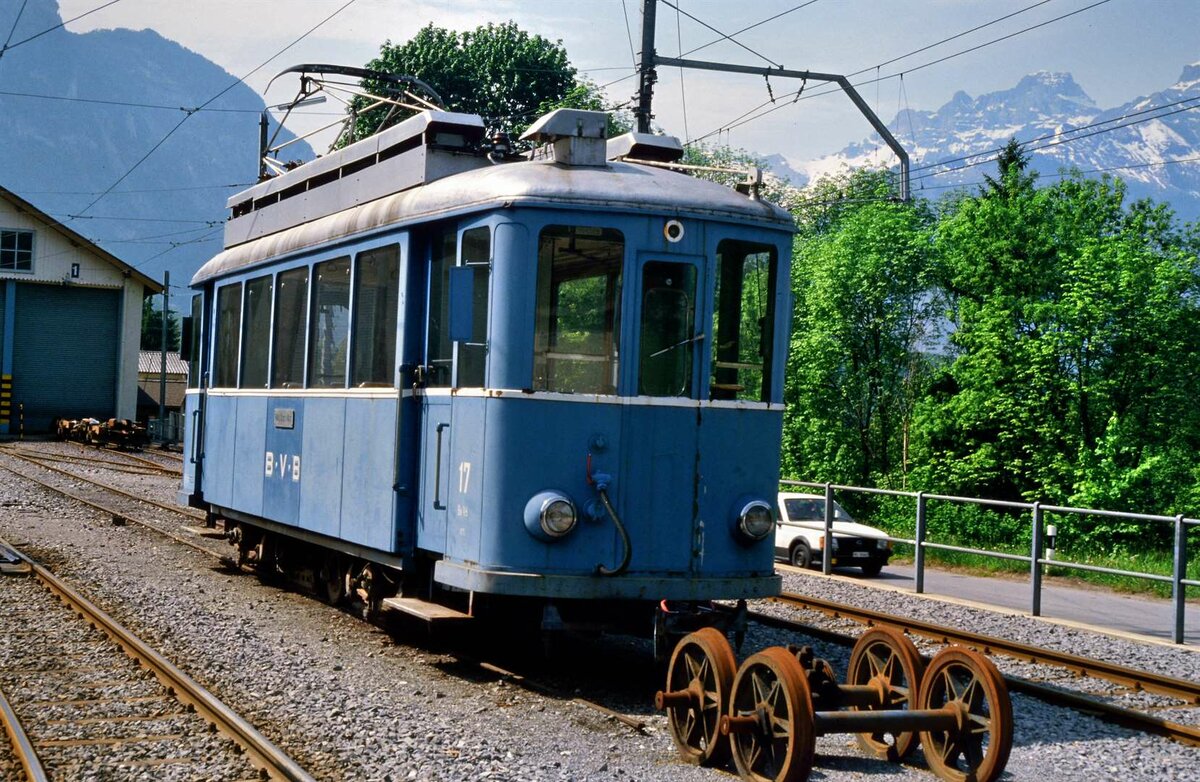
[
  {"x1": 1054, "y1": 188, "x2": 1200, "y2": 528},
  {"x1": 912, "y1": 142, "x2": 1200, "y2": 537},
  {"x1": 141, "y1": 297, "x2": 180, "y2": 352},
  {"x1": 348, "y1": 22, "x2": 610, "y2": 142},
  {"x1": 912, "y1": 142, "x2": 1065, "y2": 502},
  {"x1": 781, "y1": 169, "x2": 938, "y2": 488}
]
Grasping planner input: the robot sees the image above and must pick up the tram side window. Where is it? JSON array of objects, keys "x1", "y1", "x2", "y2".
[
  {"x1": 240, "y1": 275, "x2": 272, "y2": 387},
  {"x1": 711, "y1": 240, "x2": 777, "y2": 402},
  {"x1": 213, "y1": 283, "x2": 242, "y2": 388},
  {"x1": 456, "y1": 227, "x2": 490, "y2": 388},
  {"x1": 351, "y1": 244, "x2": 400, "y2": 387},
  {"x1": 639, "y1": 261, "x2": 697, "y2": 397},
  {"x1": 426, "y1": 232, "x2": 455, "y2": 388},
  {"x1": 308, "y1": 257, "x2": 351, "y2": 388},
  {"x1": 533, "y1": 226, "x2": 624, "y2": 394},
  {"x1": 187, "y1": 294, "x2": 202, "y2": 389},
  {"x1": 272, "y1": 267, "x2": 309, "y2": 388}
]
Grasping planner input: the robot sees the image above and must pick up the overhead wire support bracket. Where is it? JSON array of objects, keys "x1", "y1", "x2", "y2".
[{"x1": 654, "y1": 55, "x2": 910, "y2": 201}]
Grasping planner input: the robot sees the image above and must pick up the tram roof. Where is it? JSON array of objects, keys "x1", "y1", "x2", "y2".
[{"x1": 193, "y1": 159, "x2": 796, "y2": 285}]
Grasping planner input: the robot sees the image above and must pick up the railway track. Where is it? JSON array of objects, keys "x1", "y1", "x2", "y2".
[
  {"x1": 0, "y1": 538, "x2": 314, "y2": 781},
  {"x1": 1, "y1": 443, "x2": 1198, "y2": 777},
  {"x1": 0, "y1": 452, "x2": 220, "y2": 566},
  {"x1": 2, "y1": 443, "x2": 183, "y2": 478},
  {"x1": 0, "y1": 444, "x2": 651, "y2": 747},
  {"x1": 757, "y1": 590, "x2": 1200, "y2": 746},
  {"x1": 0, "y1": 447, "x2": 205, "y2": 521}
]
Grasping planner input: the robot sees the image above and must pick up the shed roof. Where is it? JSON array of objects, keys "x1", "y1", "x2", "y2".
[
  {"x1": 0, "y1": 184, "x2": 162, "y2": 293},
  {"x1": 138, "y1": 350, "x2": 189, "y2": 375}
]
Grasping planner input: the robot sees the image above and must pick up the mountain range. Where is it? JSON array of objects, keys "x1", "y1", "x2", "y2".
[
  {"x1": 0, "y1": 0, "x2": 1196, "y2": 292},
  {"x1": 0, "y1": 0, "x2": 313, "y2": 288},
  {"x1": 782, "y1": 67, "x2": 1200, "y2": 221}
]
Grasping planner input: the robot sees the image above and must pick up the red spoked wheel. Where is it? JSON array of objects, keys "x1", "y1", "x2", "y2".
[
  {"x1": 721, "y1": 646, "x2": 816, "y2": 782},
  {"x1": 846, "y1": 626, "x2": 925, "y2": 760},
  {"x1": 655, "y1": 628, "x2": 738, "y2": 766},
  {"x1": 918, "y1": 647, "x2": 1013, "y2": 782}
]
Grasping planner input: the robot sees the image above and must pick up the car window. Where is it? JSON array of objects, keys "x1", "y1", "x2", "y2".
[
  {"x1": 784, "y1": 499, "x2": 822, "y2": 520},
  {"x1": 783, "y1": 498, "x2": 854, "y2": 522}
]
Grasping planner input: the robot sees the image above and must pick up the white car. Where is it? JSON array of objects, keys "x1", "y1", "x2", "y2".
[{"x1": 774, "y1": 492, "x2": 892, "y2": 576}]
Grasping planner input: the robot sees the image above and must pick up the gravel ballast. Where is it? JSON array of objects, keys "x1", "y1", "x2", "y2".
[{"x1": 0, "y1": 441, "x2": 1197, "y2": 780}]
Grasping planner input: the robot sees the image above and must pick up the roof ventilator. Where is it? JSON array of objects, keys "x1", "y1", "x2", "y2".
[
  {"x1": 605, "y1": 130, "x2": 763, "y2": 199},
  {"x1": 605, "y1": 131, "x2": 684, "y2": 163},
  {"x1": 520, "y1": 109, "x2": 609, "y2": 167}
]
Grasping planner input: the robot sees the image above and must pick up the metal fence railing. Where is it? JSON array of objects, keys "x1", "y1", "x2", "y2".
[{"x1": 781, "y1": 480, "x2": 1199, "y2": 644}]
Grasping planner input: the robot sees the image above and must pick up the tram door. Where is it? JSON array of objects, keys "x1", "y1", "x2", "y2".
[
  {"x1": 628, "y1": 255, "x2": 706, "y2": 573},
  {"x1": 180, "y1": 292, "x2": 207, "y2": 505},
  {"x1": 417, "y1": 230, "x2": 454, "y2": 554},
  {"x1": 416, "y1": 225, "x2": 490, "y2": 558}
]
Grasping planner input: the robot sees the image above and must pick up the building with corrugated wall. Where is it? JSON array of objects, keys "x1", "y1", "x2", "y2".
[{"x1": 0, "y1": 185, "x2": 162, "y2": 434}]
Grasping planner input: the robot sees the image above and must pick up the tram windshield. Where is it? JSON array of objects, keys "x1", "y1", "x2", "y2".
[
  {"x1": 711, "y1": 240, "x2": 777, "y2": 402},
  {"x1": 533, "y1": 226, "x2": 624, "y2": 394},
  {"x1": 639, "y1": 261, "x2": 698, "y2": 397}
]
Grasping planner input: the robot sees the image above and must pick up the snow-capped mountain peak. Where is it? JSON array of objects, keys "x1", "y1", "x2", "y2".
[
  {"x1": 788, "y1": 64, "x2": 1200, "y2": 221},
  {"x1": 1173, "y1": 62, "x2": 1200, "y2": 91}
]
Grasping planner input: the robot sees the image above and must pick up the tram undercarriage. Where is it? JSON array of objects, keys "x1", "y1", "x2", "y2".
[{"x1": 220, "y1": 514, "x2": 748, "y2": 659}]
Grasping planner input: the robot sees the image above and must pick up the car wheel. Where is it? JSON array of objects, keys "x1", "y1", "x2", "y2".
[
  {"x1": 860, "y1": 561, "x2": 883, "y2": 577},
  {"x1": 789, "y1": 541, "x2": 812, "y2": 569}
]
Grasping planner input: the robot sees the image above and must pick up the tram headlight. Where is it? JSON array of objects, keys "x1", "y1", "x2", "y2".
[
  {"x1": 542, "y1": 498, "x2": 577, "y2": 536},
  {"x1": 735, "y1": 499, "x2": 773, "y2": 543},
  {"x1": 524, "y1": 491, "x2": 578, "y2": 542}
]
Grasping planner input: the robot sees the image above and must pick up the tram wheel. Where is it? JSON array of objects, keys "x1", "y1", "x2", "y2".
[
  {"x1": 722, "y1": 646, "x2": 815, "y2": 782},
  {"x1": 655, "y1": 628, "x2": 737, "y2": 766},
  {"x1": 316, "y1": 556, "x2": 346, "y2": 605},
  {"x1": 917, "y1": 647, "x2": 1013, "y2": 782},
  {"x1": 846, "y1": 626, "x2": 925, "y2": 761}
]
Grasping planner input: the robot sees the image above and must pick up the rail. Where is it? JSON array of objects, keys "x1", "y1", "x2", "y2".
[
  {"x1": 750, "y1": 596, "x2": 1200, "y2": 747},
  {"x1": 773, "y1": 592, "x2": 1200, "y2": 704},
  {"x1": 782, "y1": 480, "x2": 1198, "y2": 644},
  {"x1": 0, "y1": 683, "x2": 47, "y2": 782},
  {"x1": 1, "y1": 538, "x2": 315, "y2": 782}
]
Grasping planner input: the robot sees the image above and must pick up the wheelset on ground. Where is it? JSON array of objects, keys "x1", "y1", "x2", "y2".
[
  {"x1": 655, "y1": 627, "x2": 738, "y2": 766},
  {"x1": 655, "y1": 627, "x2": 1013, "y2": 782}
]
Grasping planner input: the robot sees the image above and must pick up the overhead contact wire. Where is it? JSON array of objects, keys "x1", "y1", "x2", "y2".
[
  {"x1": 690, "y1": 0, "x2": 1113, "y2": 146},
  {"x1": 71, "y1": 0, "x2": 361, "y2": 222}
]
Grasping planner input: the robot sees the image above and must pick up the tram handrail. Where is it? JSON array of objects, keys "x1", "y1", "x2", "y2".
[{"x1": 780, "y1": 479, "x2": 1197, "y2": 644}]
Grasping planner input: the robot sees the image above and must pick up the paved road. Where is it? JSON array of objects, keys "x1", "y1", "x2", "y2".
[{"x1": 833, "y1": 562, "x2": 1200, "y2": 646}]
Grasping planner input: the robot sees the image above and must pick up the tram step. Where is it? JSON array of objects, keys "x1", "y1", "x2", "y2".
[{"x1": 382, "y1": 597, "x2": 472, "y2": 622}]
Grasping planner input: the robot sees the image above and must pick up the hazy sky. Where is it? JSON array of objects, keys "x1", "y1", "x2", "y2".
[{"x1": 55, "y1": 0, "x2": 1200, "y2": 165}]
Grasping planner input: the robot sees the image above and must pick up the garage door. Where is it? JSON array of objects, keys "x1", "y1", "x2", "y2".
[{"x1": 13, "y1": 283, "x2": 119, "y2": 431}]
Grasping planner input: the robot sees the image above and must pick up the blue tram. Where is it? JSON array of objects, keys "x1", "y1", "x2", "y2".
[{"x1": 179, "y1": 103, "x2": 794, "y2": 649}]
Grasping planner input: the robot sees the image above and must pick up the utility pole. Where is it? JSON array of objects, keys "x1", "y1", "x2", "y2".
[
  {"x1": 635, "y1": 0, "x2": 658, "y2": 133},
  {"x1": 633, "y1": 0, "x2": 909, "y2": 200},
  {"x1": 159, "y1": 270, "x2": 169, "y2": 444}
]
